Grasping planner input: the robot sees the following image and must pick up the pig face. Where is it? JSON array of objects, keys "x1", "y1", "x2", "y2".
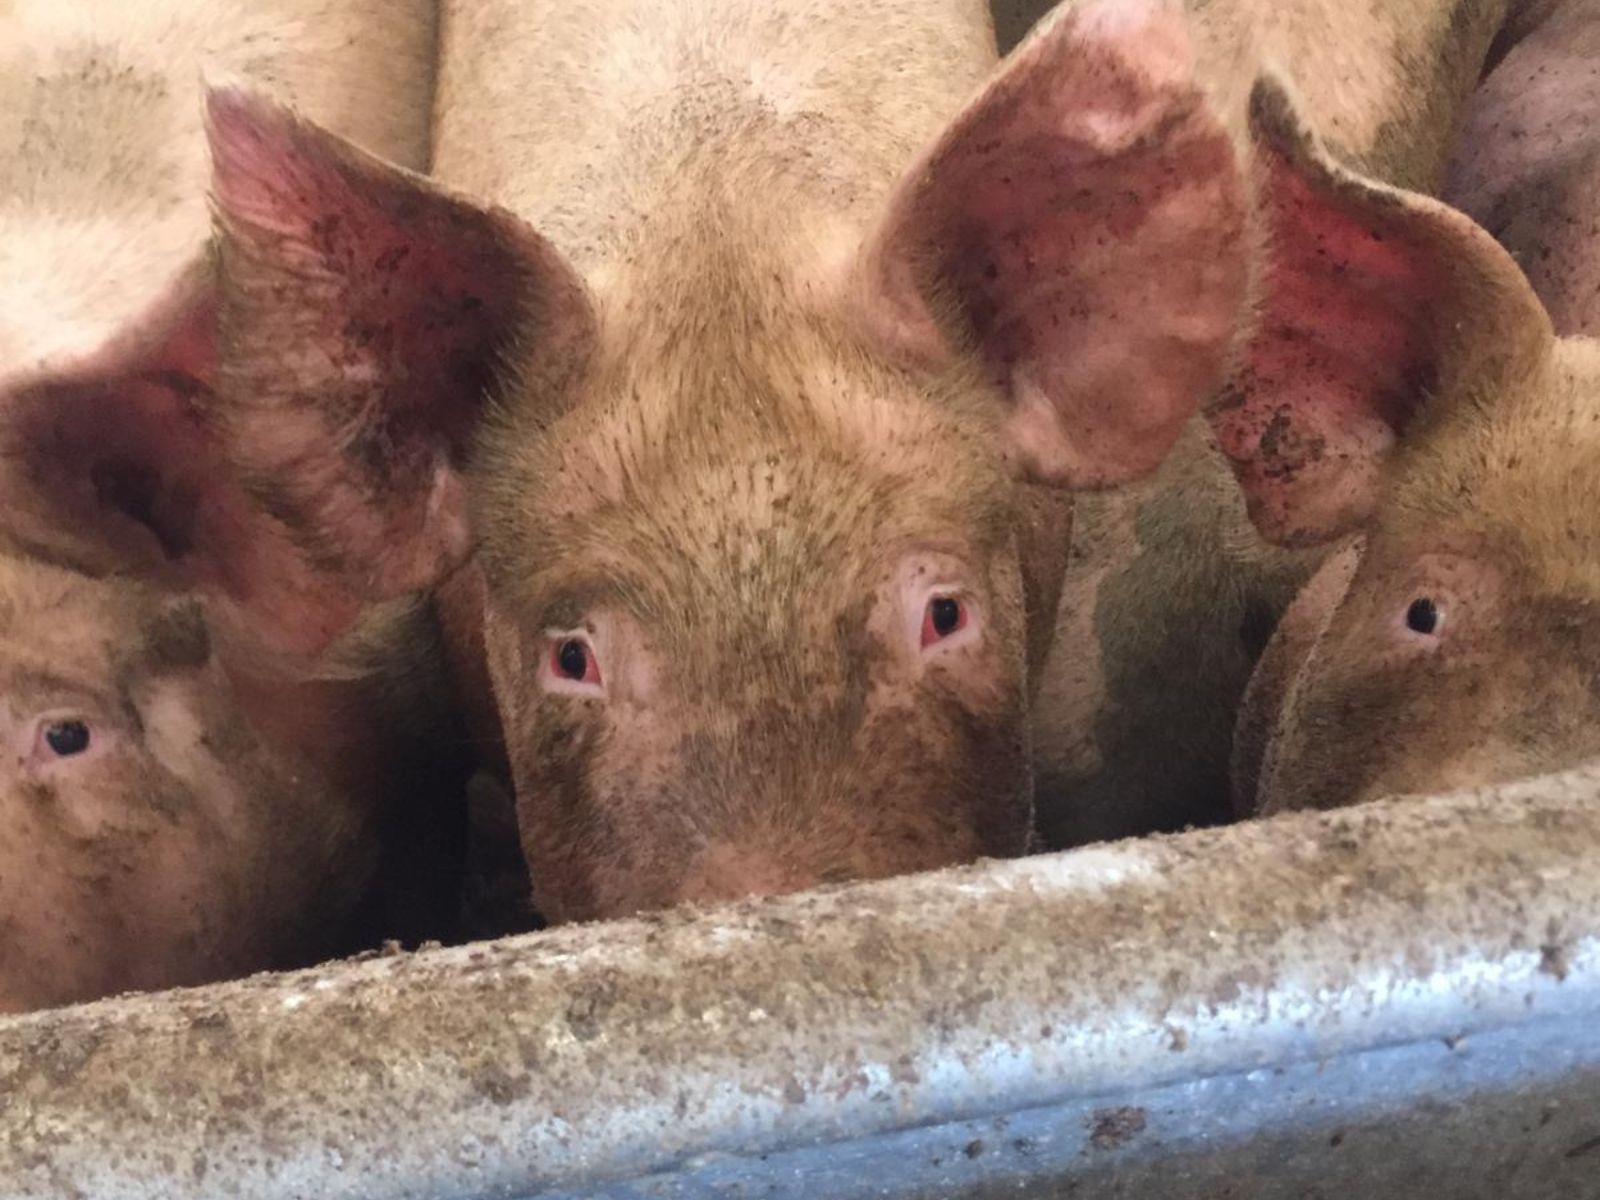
[
  {"x1": 473, "y1": 329, "x2": 1037, "y2": 917},
  {"x1": 0, "y1": 268, "x2": 396, "y2": 1008},
  {"x1": 0, "y1": 555, "x2": 370, "y2": 1013},
  {"x1": 205, "y1": 0, "x2": 1253, "y2": 919},
  {"x1": 1217, "y1": 76, "x2": 1600, "y2": 814}
]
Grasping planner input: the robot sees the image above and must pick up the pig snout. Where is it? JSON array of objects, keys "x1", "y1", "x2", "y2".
[{"x1": 676, "y1": 844, "x2": 814, "y2": 906}]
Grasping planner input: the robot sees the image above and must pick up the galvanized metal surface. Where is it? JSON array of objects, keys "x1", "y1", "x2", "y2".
[{"x1": 2, "y1": 766, "x2": 1598, "y2": 1198}]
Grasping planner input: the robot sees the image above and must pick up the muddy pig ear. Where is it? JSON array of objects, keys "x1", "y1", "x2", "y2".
[
  {"x1": 205, "y1": 86, "x2": 597, "y2": 599},
  {"x1": 856, "y1": 0, "x2": 1251, "y2": 487},
  {"x1": 0, "y1": 262, "x2": 368, "y2": 657},
  {"x1": 1208, "y1": 72, "x2": 1554, "y2": 547}
]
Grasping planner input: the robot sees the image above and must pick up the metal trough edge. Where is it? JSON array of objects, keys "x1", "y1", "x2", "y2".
[{"x1": 3, "y1": 767, "x2": 1599, "y2": 1198}]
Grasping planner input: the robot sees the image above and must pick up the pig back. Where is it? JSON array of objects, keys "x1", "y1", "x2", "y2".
[
  {"x1": 430, "y1": 0, "x2": 999, "y2": 277},
  {"x1": 0, "y1": 0, "x2": 438, "y2": 377}
]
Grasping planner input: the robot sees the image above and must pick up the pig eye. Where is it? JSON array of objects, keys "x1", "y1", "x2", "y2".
[
  {"x1": 920, "y1": 594, "x2": 969, "y2": 648},
  {"x1": 33, "y1": 720, "x2": 92, "y2": 764},
  {"x1": 20, "y1": 711, "x2": 112, "y2": 771},
  {"x1": 42, "y1": 719, "x2": 91, "y2": 758},
  {"x1": 549, "y1": 636, "x2": 603, "y2": 687},
  {"x1": 1404, "y1": 597, "x2": 1443, "y2": 637}
]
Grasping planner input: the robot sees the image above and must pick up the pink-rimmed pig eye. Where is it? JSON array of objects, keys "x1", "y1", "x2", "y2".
[
  {"x1": 545, "y1": 632, "x2": 604, "y2": 696},
  {"x1": 920, "y1": 594, "x2": 969, "y2": 648},
  {"x1": 23, "y1": 712, "x2": 110, "y2": 771},
  {"x1": 554, "y1": 639, "x2": 599, "y2": 683},
  {"x1": 41, "y1": 719, "x2": 91, "y2": 758}
]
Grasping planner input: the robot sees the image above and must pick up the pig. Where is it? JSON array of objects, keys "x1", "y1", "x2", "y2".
[
  {"x1": 0, "y1": 0, "x2": 461, "y2": 1012},
  {"x1": 1010, "y1": 0, "x2": 1573, "y2": 846},
  {"x1": 1444, "y1": 0, "x2": 1600, "y2": 337},
  {"x1": 1220, "y1": 71, "x2": 1600, "y2": 815},
  {"x1": 200, "y1": 0, "x2": 1256, "y2": 921}
]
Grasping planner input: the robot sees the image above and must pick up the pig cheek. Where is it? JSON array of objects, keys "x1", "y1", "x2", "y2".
[
  {"x1": 1262, "y1": 574, "x2": 1471, "y2": 814},
  {"x1": 858, "y1": 658, "x2": 1030, "y2": 865},
  {"x1": 0, "y1": 752, "x2": 202, "y2": 1008},
  {"x1": 509, "y1": 703, "x2": 621, "y2": 923},
  {"x1": 0, "y1": 792, "x2": 119, "y2": 1011},
  {"x1": 568, "y1": 704, "x2": 714, "y2": 919}
]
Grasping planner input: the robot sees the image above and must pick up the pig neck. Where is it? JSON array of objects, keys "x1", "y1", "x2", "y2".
[{"x1": 433, "y1": 0, "x2": 997, "y2": 295}]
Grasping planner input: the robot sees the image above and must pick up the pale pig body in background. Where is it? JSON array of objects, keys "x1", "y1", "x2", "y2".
[
  {"x1": 203, "y1": 0, "x2": 1256, "y2": 920},
  {"x1": 0, "y1": 0, "x2": 455, "y2": 1012}
]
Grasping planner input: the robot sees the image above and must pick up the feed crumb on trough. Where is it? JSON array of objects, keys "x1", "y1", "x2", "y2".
[{"x1": 1088, "y1": 1106, "x2": 1148, "y2": 1151}]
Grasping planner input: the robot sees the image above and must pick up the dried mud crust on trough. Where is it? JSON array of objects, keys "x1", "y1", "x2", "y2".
[{"x1": 2, "y1": 764, "x2": 1598, "y2": 1198}]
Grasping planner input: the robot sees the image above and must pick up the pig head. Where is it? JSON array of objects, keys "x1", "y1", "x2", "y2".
[
  {"x1": 0, "y1": 556, "x2": 381, "y2": 1014},
  {"x1": 1026, "y1": 0, "x2": 1524, "y2": 848},
  {"x1": 0, "y1": 285, "x2": 407, "y2": 1012},
  {"x1": 0, "y1": 0, "x2": 456, "y2": 1010},
  {"x1": 203, "y1": 0, "x2": 1254, "y2": 921},
  {"x1": 1214, "y1": 73, "x2": 1600, "y2": 815}
]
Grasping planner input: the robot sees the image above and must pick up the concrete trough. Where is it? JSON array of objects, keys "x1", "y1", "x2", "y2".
[{"x1": 2, "y1": 765, "x2": 1598, "y2": 1198}]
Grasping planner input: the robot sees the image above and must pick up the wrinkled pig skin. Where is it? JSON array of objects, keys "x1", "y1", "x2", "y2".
[
  {"x1": 1217, "y1": 77, "x2": 1600, "y2": 815},
  {"x1": 1013, "y1": 0, "x2": 1571, "y2": 846},
  {"x1": 202, "y1": 0, "x2": 1256, "y2": 921},
  {"x1": 0, "y1": 0, "x2": 470, "y2": 1011}
]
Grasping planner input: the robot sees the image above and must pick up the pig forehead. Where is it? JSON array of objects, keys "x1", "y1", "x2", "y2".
[
  {"x1": 502, "y1": 338, "x2": 1002, "y2": 520},
  {"x1": 517, "y1": 425, "x2": 1008, "y2": 596},
  {"x1": 0, "y1": 553, "x2": 145, "y2": 665},
  {"x1": 1382, "y1": 344, "x2": 1600, "y2": 593}
]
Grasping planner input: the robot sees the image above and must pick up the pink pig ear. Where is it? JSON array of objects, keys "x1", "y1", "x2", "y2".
[
  {"x1": 0, "y1": 262, "x2": 367, "y2": 658},
  {"x1": 1208, "y1": 73, "x2": 1553, "y2": 547},
  {"x1": 857, "y1": 0, "x2": 1251, "y2": 487},
  {"x1": 205, "y1": 87, "x2": 596, "y2": 599}
]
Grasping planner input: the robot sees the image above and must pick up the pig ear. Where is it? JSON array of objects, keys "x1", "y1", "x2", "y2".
[
  {"x1": 0, "y1": 263, "x2": 366, "y2": 657},
  {"x1": 205, "y1": 86, "x2": 596, "y2": 598},
  {"x1": 856, "y1": 0, "x2": 1250, "y2": 487},
  {"x1": 1208, "y1": 73, "x2": 1554, "y2": 547}
]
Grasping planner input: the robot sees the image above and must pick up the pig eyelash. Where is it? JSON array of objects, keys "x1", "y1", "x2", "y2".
[{"x1": 543, "y1": 630, "x2": 605, "y2": 697}]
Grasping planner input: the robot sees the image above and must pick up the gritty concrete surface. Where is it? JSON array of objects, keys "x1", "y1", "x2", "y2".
[{"x1": 2, "y1": 765, "x2": 1598, "y2": 1197}]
